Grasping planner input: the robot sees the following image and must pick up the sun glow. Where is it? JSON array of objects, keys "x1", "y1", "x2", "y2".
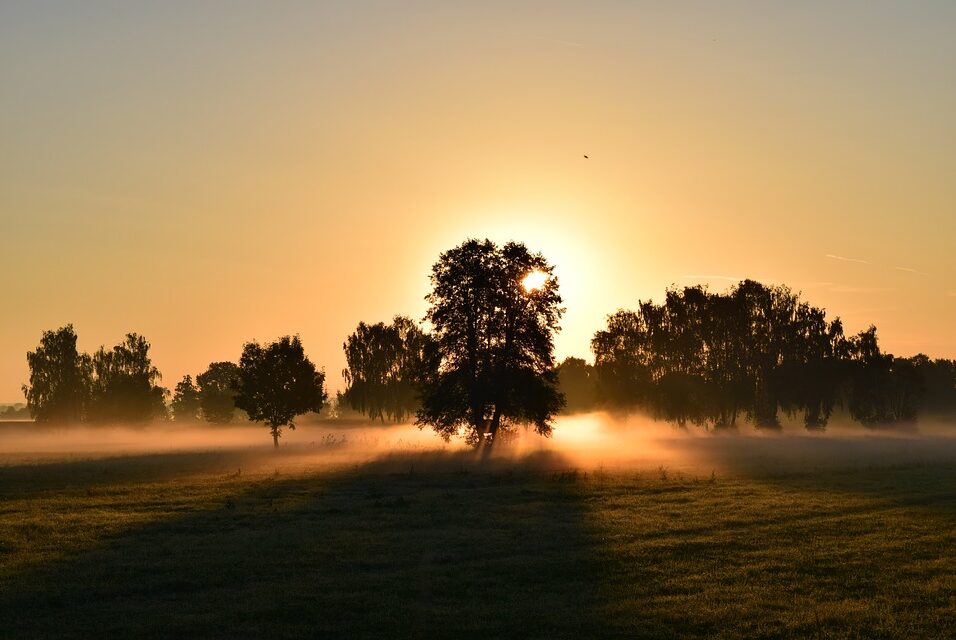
[{"x1": 522, "y1": 269, "x2": 548, "y2": 292}]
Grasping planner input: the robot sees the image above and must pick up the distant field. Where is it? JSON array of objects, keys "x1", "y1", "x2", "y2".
[{"x1": 0, "y1": 420, "x2": 953, "y2": 639}]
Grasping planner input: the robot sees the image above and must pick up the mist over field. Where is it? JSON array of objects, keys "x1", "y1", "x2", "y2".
[
  {"x1": 4, "y1": 413, "x2": 955, "y2": 476},
  {"x1": 2, "y1": 414, "x2": 954, "y2": 638}
]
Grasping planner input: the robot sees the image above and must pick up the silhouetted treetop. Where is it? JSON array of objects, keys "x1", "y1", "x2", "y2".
[
  {"x1": 556, "y1": 357, "x2": 598, "y2": 414},
  {"x1": 171, "y1": 375, "x2": 201, "y2": 423},
  {"x1": 87, "y1": 333, "x2": 167, "y2": 423},
  {"x1": 342, "y1": 316, "x2": 436, "y2": 423},
  {"x1": 235, "y1": 335, "x2": 327, "y2": 448},
  {"x1": 417, "y1": 238, "x2": 565, "y2": 447},
  {"x1": 592, "y1": 280, "x2": 922, "y2": 430},
  {"x1": 197, "y1": 362, "x2": 239, "y2": 424},
  {"x1": 23, "y1": 325, "x2": 90, "y2": 423}
]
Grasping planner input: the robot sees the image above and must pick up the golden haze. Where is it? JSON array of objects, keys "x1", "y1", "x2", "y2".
[{"x1": 1, "y1": 3, "x2": 955, "y2": 400}]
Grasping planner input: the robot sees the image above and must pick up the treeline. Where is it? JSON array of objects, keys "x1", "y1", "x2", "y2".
[
  {"x1": 22, "y1": 326, "x2": 242, "y2": 425},
  {"x1": 20, "y1": 238, "x2": 564, "y2": 449},
  {"x1": 560, "y1": 281, "x2": 956, "y2": 430},
  {"x1": 24, "y1": 328, "x2": 167, "y2": 424},
  {"x1": 0, "y1": 404, "x2": 30, "y2": 420},
  {"x1": 22, "y1": 326, "x2": 326, "y2": 446},
  {"x1": 19, "y1": 241, "x2": 956, "y2": 444}
]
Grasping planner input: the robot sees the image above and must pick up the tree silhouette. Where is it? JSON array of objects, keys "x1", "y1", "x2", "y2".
[
  {"x1": 908, "y1": 355, "x2": 956, "y2": 414},
  {"x1": 556, "y1": 357, "x2": 598, "y2": 413},
  {"x1": 87, "y1": 333, "x2": 166, "y2": 423},
  {"x1": 342, "y1": 316, "x2": 436, "y2": 423},
  {"x1": 171, "y1": 375, "x2": 201, "y2": 422},
  {"x1": 197, "y1": 362, "x2": 239, "y2": 424},
  {"x1": 234, "y1": 336, "x2": 327, "y2": 448},
  {"x1": 844, "y1": 327, "x2": 923, "y2": 425},
  {"x1": 416, "y1": 239, "x2": 564, "y2": 447},
  {"x1": 23, "y1": 325, "x2": 90, "y2": 423},
  {"x1": 592, "y1": 281, "x2": 851, "y2": 430}
]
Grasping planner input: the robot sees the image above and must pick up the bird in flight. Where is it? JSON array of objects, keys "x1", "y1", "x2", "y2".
[{"x1": 583, "y1": 154, "x2": 589, "y2": 159}]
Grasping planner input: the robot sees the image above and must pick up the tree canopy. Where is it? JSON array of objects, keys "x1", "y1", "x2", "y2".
[
  {"x1": 197, "y1": 362, "x2": 240, "y2": 424},
  {"x1": 556, "y1": 357, "x2": 599, "y2": 414},
  {"x1": 171, "y1": 375, "x2": 201, "y2": 422},
  {"x1": 235, "y1": 336, "x2": 327, "y2": 447},
  {"x1": 416, "y1": 239, "x2": 565, "y2": 447},
  {"x1": 592, "y1": 280, "x2": 923, "y2": 430},
  {"x1": 23, "y1": 325, "x2": 90, "y2": 423},
  {"x1": 86, "y1": 333, "x2": 167, "y2": 423},
  {"x1": 342, "y1": 316, "x2": 436, "y2": 423}
]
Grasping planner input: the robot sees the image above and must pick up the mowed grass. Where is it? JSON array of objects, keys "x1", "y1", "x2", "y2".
[{"x1": 0, "y1": 437, "x2": 953, "y2": 639}]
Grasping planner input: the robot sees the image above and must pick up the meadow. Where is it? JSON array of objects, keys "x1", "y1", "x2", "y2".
[{"x1": 0, "y1": 418, "x2": 953, "y2": 639}]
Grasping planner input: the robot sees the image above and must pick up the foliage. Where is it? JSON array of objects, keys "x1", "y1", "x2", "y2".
[
  {"x1": 556, "y1": 357, "x2": 599, "y2": 413},
  {"x1": 905, "y1": 354, "x2": 956, "y2": 415},
  {"x1": 591, "y1": 280, "x2": 924, "y2": 430},
  {"x1": 22, "y1": 325, "x2": 90, "y2": 423},
  {"x1": 0, "y1": 405, "x2": 30, "y2": 420},
  {"x1": 342, "y1": 316, "x2": 436, "y2": 423},
  {"x1": 234, "y1": 336, "x2": 327, "y2": 447},
  {"x1": 197, "y1": 362, "x2": 240, "y2": 424},
  {"x1": 416, "y1": 238, "x2": 565, "y2": 446},
  {"x1": 86, "y1": 334, "x2": 167, "y2": 423},
  {"x1": 171, "y1": 375, "x2": 201, "y2": 422},
  {"x1": 844, "y1": 328, "x2": 923, "y2": 425}
]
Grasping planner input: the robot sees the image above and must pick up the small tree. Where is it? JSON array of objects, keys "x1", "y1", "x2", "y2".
[
  {"x1": 197, "y1": 362, "x2": 239, "y2": 423},
  {"x1": 235, "y1": 336, "x2": 327, "y2": 448},
  {"x1": 171, "y1": 375, "x2": 201, "y2": 422},
  {"x1": 23, "y1": 325, "x2": 91, "y2": 423}
]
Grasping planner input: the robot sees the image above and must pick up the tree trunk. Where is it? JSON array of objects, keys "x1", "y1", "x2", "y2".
[
  {"x1": 480, "y1": 409, "x2": 502, "y2": 460},
  {"x1": 273, "y1": 429, "x2": 279, "y2": 449},
  {"x1": 489, "y1": 408, "x2": 501, "y2": 441}
]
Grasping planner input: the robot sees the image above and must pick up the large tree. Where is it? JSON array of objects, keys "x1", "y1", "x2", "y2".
[
  {"x1": 171, "y1": 375, "x2": 201, "y2": 422},
  {"x1": 234, "y1": 336, "x2": 327, "y2": 448},
  {"x1": 87, "y1": 333, "x2": 167, "y2": 423},
  {"x1": 23, "y1": 325, "x2": 90, "y2": 423},
  {"x1": 416, "y1": 239, "x2": 564, "y2": 447},
  {"x1": 342, "y1": 316, "x2": 436, "y2": 423},
  {"x1": 197, "y1": 362, "x2": 239, "y2": 423}
]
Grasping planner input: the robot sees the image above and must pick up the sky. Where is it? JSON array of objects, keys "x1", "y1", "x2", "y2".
[{"x1": 2, "y1": 1, "x2": 955, "y2": 401}]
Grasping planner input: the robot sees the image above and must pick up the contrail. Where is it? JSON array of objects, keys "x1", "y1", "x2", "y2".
[
  {"x1": 825, "y1": 254, "x2": 870, "y2": 265},
  {"x1": 894, "y1": 266, "x2": 930, "y2": 276}
]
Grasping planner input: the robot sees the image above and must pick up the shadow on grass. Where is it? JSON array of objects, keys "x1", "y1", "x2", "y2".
[
  {"x1": 0, "y1": 450, "x2": 275, "y2": 499},
  {"x1": 5, "y1": 440, "x2": 954, "y2": 639},
  {"x1": 664, "y1": 434, "x2": 956, "y2": 513},
  {"x1": 0, "y1": 450, "x2": 612, "y2": 639}
]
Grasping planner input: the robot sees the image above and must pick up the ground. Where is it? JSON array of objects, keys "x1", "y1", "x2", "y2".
[{"x1": 0, "y1": 423, "x2": 953, "y2": 639}]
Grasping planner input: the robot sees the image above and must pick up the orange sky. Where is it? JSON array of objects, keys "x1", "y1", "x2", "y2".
[{"x1": 2, "y1": 2, "x2": 955, "y2": 400}]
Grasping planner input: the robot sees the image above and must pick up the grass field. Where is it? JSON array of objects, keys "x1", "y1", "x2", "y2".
[{"x1": 0, "y1": 421, "x2": 953, "y2": 639}]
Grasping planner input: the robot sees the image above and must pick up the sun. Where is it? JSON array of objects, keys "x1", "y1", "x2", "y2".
[{"x1": 521, "y1": 269, "x2": 548, "y2": 292}]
